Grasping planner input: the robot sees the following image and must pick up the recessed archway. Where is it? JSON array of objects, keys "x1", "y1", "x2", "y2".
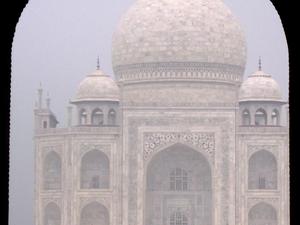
[
  {"x1": 44, "y1": 202, "x2": 61, "y2": 225},
  {"x1": 249, "y1": 202, "x2": 277, "y2": 225},
  {"x1": 43, "y1": 151, "x2": 61, "y2": 190},
  {"x1": 242, "y1": 109, "x2": 251, "y2": 125},
  {"x1": 145, "y1": 143, "x2": 212, "y2": 225},
  {"x1": 80, "y1": 202, "x2": 109, "y2": 225},
  {"x1": 248, "y1": 150, "x2": 277, "y2": 190},
  {"x1": 255, "y1": 108, "x2": 267, "y2": 126},
  {"x1": 80, "y1": 150, "x2": 109, "y2": 189}
]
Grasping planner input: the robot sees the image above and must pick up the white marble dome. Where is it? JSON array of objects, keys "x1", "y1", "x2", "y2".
[
  {"x1": 112, "y1": 0, "x2": 247, "y2": 79},
  {"x1": 239, "y1": 70, "x2": 283, "y2": 102},
  {"x1": 73, "y1": 69, "x2": 120, "y2": 102}
]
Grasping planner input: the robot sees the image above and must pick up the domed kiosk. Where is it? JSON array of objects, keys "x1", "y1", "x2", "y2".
[
  {"x1": 71, "y1": 68, "x2": 120, "y2": 126},
  {"x1": 239, "y1": 61, "x2": 286, "y2": 126}
]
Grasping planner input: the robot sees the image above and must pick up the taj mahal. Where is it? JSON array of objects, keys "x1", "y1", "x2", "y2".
[{"x1": 33, "y1": 0, "x2": 289, "y2": 225}]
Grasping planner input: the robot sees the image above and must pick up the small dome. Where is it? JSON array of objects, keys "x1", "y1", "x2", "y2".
[
  {"x1": 239, "y1": 70, "x2": 283, "y2": 102},
  {"x1": 72, "y1": 69, "x2": 120, "y2": 102}
]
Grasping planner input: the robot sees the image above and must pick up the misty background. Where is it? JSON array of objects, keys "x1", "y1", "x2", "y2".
[{"x1": 10, "y1": 0, "x2": 288, "y2": 225}]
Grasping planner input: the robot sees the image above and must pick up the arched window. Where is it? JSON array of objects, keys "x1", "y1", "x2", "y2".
[
  {"x1": 80, "y1": 202, "x2": 109, "y2": 225},
  {"x1": 44, "y1": 202, "x2": 61, "y2": 225},
  {"x1": 80, "y1": 109, "x2": 87, "y2": 125},
  {"x1": 242, "y1": 109, "x2": 251, "y2": 125},
  {"x1": 170, "y1": 168, "x2": 188, "y2": 191},
  {"x1": 108, "y1": 109, "x2": 116, "y2": 125},
  {"x1": 248, "y1": 150, "x2": 277, "y2": 190},
  {"x1": 272, "y1": 109, "x2": 280, "y2": 126},
  {"x1": 249, "y1": 202, "x2": 277, "y2": 225},
  {"x1": 255, "y1": 108, "x2": 267, "y2": 126},
  {"x1": 43, "y1": 151, "x2": 61, "y2": 190},
  {"x1": 91, "y1": 108, "x2": 104, "y2": 126},
  {"x1": 80, "y1": 150, "x2": 109, "y2": 189},
  {"x1": 170, "y1": 210, "x2": 188, "y2": 225}
]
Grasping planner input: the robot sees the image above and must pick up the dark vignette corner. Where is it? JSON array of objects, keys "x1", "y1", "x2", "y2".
[{"x1": 2, "y1": 0, "x2": 298, "y2": 225}]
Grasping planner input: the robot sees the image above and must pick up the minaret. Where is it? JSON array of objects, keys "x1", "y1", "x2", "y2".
[{"x1": 34, "y1": 86, "x2": 58, "y2": 130}]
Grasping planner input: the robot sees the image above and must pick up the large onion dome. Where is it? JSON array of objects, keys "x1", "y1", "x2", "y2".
[{"x1": 112, "y1": 0, "x2": 247, "y2": 83}]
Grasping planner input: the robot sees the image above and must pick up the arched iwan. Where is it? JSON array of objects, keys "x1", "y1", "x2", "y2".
[{"x1": 145, "y1": 143, "x2": 212, "y2": 225}]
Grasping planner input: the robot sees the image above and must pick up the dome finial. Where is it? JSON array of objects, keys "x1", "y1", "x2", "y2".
[
  {"x1": 258, "y1": 56, "x2": 262, "y2": 71},
  {"x1": 97, "y1": 56, "x2": 100, "y2": 70}
]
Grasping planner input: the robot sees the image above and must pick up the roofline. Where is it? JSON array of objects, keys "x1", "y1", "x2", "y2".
[{"x1": 70, "y1": 98, "x2": 120, "y2": 103}]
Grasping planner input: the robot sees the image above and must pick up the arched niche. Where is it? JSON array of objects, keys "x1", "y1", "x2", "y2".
[
  {"x1": 43, "y1": 151, "x2": 62, "y2": 190},
  {"x1": 145, "y1": 143, "x2": 212, "y2": 225},
  {"x1": 242, "y1": 109, "x2": 251, "y2": 125},
  {"x1": 255, "y1": 108, "x2": 267, "y2": 126},
  {"x1": 248, "y1": 150, "x2": 277, "y2": 190},
  {"x1": 44, "y1": 202, "x2": 61, "y2": 225},
  {"x1": 80, "y1": 109, "x2": 88, "y2": 125},
  {"x1": 249, "y1": 202, "x2": 277, "y2": 225},
  {"x1": 91, "y1": 108, "x2": 104, "y2": 126},
  {"x1": 272, "y1": 109, "x2": 280, "y2": 126},
  {"x1": 107, "y1": 109, "x2": 116, "y2": 126},
  {"x1": 80, "y1": 150, "x2": 109, "y2": 189},
  {"x1": 80, "y1": 202, "x2": 109, "y2": 225}
]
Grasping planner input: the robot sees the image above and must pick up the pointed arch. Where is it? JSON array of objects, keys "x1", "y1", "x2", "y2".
[
  {"x1": 107, "y1": 109, "x2": 116, "y2": 125},
  {"x1": 43, "y1": 151, "x2": 61, "y2": 190},
  {"x1": 80, "y1": 109, "x2": 88, "y2": 125},
  {"x1": 249, "y1": 202, "x2": 277, "y2": 225},
  {"x1": 91, "y1": 108, "x2": 104, "y2": 126},
  {"x1": 44, "y1": 202, "x2": 61, "y2": 225},
  {"x1": 80, "y1": 202, "x2": 109, "y2": 225},
  {"x1": 242, "y1": 109, "x2": 251, "y2": 125},
  {"x1": 248, "y1": 150, "x2": 277, "y2": 189},
  {"x1": 272, "y1": 109, "x2": 280, "y2": 126},
  {"x1": 255, "y1": 108, "x2": 267, "y2": 126},
  {"x1": 80, "y1": 150, "x2": 109, "y2": 189},
  {"x1": 145, "y1": 143, "x2": 212, "y2": 225}
]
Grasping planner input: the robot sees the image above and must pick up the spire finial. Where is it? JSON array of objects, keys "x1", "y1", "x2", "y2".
[
  {"x1": 38, "y1": 82, "x2": 43, "y2": 109},
  {"x1": 97, "y1": 56, "x2": 100, "y2": 70},
  {"x1": 258, "y1": 56, "x2": 262, "y2": 71}
]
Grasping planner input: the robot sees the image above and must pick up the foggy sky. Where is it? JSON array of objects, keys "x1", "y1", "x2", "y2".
[{"x1": 9, "y1": 0, "x2": 288, "y2": 225}]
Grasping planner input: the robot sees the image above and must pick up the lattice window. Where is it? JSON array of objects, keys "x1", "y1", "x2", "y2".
[
  {"x1": 170, "y1": 210, "x2": 188, "y2": 225},
  {"x1": 170, "y1": 168, "x2": 188, "y2": 191}
]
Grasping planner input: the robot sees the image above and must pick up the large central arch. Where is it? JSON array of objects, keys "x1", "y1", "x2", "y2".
[{"x1": 145, "y1": 143, "x2": 212, "y2": 225}]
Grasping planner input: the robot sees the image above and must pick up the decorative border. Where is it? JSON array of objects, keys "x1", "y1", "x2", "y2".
[
  {"x1": 143, "y1": 132, "x2": 215, "y2": 161},
  {"x1": 114, "y1": 62, "x2": 244, "y2": 84},
  {"x1": 42, "y1": 145, "x2": 63, "y2": 159},
  {"x1": 42, "y1": 197, "x2": 62, "y2": 208},
  {"x1": 79, "y1": 143, "x2": 111, "y2": 159},
  {"x1": 247, "y1": 145, "x2": 278, "y2": 159},
  {"x1": 247, "y1": 197, "x2": 279, "y2": 211},
  {"x1": 79, "y1": 197, "x2": 111, "y2": 211}
]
